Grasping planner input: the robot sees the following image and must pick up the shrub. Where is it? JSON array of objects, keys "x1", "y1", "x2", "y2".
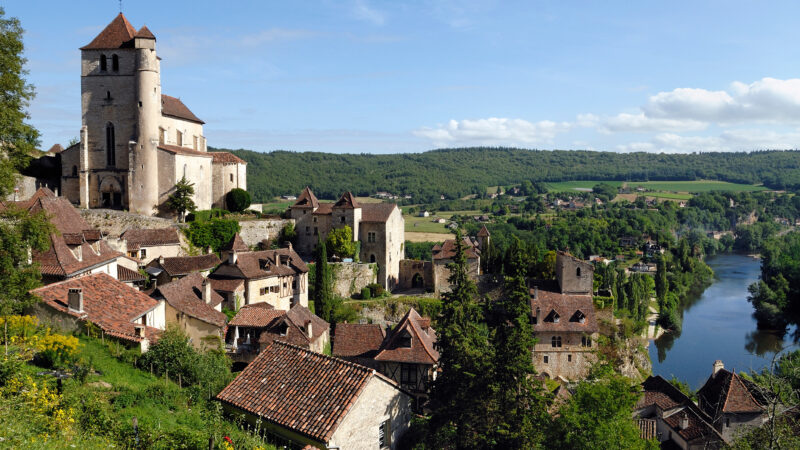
[
  {"x1": 361, "y1": 287, "x2": 372, "y2": 299},
  {"x1": 331, "y1": 303, "x2": 359, "y2": 324},
  {"x1": 0, "y1": 353, "x2": 24, "y2": 386},
  {"x1": 186, "y1": 208, "x2": 229, "y2": 222},
  {"x1": 35, "y1": 334, "x2": 79, "y2": 369},
  {"x1": 183, "y1": 218, "x2": 241, "y2": 252},
  {"x1": 366, "y1": 283, "x2": 385, "y2": 297},
  {"x1": 226, "y1": 188, "x2": 251, "y2": 212}
]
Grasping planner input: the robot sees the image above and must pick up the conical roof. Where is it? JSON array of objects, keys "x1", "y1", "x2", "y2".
[
  {"x1": 81, "y1": 13, "x2": 137, "y2": 50},
  {"x1": 477, "y1": 225, "x2": 491, "y2": 237},
  {"x1": 135, "y1": 25, "x2": 156, "y2": 40},
  {"x1": 221, "y1": 233, "x2": 249, "y2": 253},
  {"x1": 334, "y1": 191, "x2": 360, "y2": 209},
  {"x1": 292, "y1": 187, "x2": 319, "y2": 209}
]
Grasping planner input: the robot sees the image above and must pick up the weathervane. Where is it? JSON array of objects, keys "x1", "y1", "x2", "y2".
[{"x1": 119, "y1": 0, "x2": 123, "y2": 13}]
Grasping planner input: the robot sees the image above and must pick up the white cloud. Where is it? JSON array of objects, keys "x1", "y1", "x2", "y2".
[
  {"x1": 593, "y1": 112, "x2": 707, "y2": 133},
  {"x1": 414, "y1": 118, "x2": 570, "y2": 147},
  {"x1": 352, "y1": 0, "x2": 386, "y2": 26},
  {"x1": 616, "y1": 129, "x2": 800, "y2": 153}
]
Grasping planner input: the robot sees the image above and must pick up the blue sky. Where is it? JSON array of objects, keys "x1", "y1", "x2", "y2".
[{"x1": 9, "y1": 1, "x2": 800, "y2": 153}]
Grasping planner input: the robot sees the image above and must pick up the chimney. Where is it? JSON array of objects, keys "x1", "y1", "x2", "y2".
[
  {"x1": 229, "y1": 250, "x2": 238, "y2": 265},
  {"x1": 68, "y1": 288, "x2": 83, "y2": 313},
  {"x1": 206, "y1": 246, "x2": 212, "y2": 255},
  {"x1": 713, "y1": 360, "x2": 724, "y2": 377},
  {"x1": 158, "y1": 255, "x2": 165, "y2": 266},
  {"x1": 134, "y1": 324, "x2": 145, "y2": 338},
  {"x1": 202, "y1": 278, "x2": 212, "y2": 304},
  {"x1": 534, "y1": 286, "x2": 539, "y2": 301},
  {"x1": 306, "y1": 320, "x2": 313, "y2": 338},
  {"x1": 287, "y1": 242, "x2": 293, "y2": 252},
  {"x1": 680, "y1": 412, "x2": 689, "y2": 430}
]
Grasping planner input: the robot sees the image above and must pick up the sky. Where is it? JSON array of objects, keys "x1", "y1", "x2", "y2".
[{"x1": 8, "y1": 1, "x2": 800, "y2": 154}]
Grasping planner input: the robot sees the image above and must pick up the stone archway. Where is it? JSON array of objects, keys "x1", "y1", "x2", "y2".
[
  {"x1": 99, "y1": 176, "x2": 123, "y2": 209},
  {"x1": 412, "y1": 273, "x2": 424, "y2": 289}
]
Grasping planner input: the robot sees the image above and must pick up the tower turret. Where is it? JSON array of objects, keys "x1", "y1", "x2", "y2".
[{"x1": 129, "y1": 26, "x2": 160, "y2": 215}]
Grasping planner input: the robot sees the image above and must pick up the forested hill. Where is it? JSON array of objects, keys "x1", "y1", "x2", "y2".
[{"x1": 216, "y1": 147, "x2": 800, "y2": 202}]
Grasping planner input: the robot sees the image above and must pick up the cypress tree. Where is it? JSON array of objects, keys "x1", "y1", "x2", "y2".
[
  {"x1": 314, "y1": 239, "x2": 334, "y2": 322},
  {"x1": 428, "y1": 230, "x2": 493, "y2": 448}
]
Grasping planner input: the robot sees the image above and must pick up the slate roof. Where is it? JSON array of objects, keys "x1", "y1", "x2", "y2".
[
  {"x1": 432, "y1": 238, "x2": 480, "y2": 261},
  {"x1": 153, "y1": 273, "x2": 226, "y2": 328},
  {"x1": 530, "y1": 282, "x2": 598, "y2": 334},
  {"x1": 220, "y1": 233, "x2": 249, "y2": 253},
  {"x1": 332, "y1": 323, "x2": 386, "y2": 358},
  {"x1": 157, "y1": 144, "x2": 212, "y2": 158},
  {"x1": 117, "y1": 265, "x2": 146, "y2": 283},
  {"x1": 210, "y1": 248, "x2": 308, "y2": 281},
  {"x1": 147, "y1": 254, "x2": 221, "y2": 277},
  {"x1": 293, "y1": 187, "x2": 319, "y2": 209},
  {"x1": 0, "y1": 188, "x2": 121, "y2": 278},
  {"x1": 698, "y1": 368, "x2": 764, "y2": 416},
  {"x1": 374, "y1": 308, "x2": 439, "y2": 365},
  {"x1": 31, "y1": 273, "x2": 160, "y2": 343},
  {"x1": 161, "y1": 94, "x2": 204, "y2": 124},
  {"x1": 209, "y1": 152, "x2": 247, "y2": 164},
  {"x1": 121, "y1": 228, "x2": 180, "y2": 251},
  {"x1": 81, "y1": 13, "x2": 137, "y2": 50},
  {"x1": 216, "y1": 341, "x2": 400, "y2": 443}
]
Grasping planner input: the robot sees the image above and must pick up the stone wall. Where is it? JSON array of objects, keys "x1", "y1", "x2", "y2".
[
  {"x1": 397, "y1": 259, "x2": 435, "y2": 291},
  {"x1": 80, "y1": 209, "x2": 176, "y2": 237},
  {"x1": 330, "y1": 262, "x2": 377, "y2": 299},
  {"x1": 237, "y1": 218, "x2": 294, "y2": 248}
]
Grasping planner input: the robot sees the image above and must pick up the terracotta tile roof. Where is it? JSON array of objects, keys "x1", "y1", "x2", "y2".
[
  {"x1": 334, "y1": 191, "x2": 359, "y2": 209},
  {"x1": 147, "y1": 254, "x2": 221, "y2": 277},
  {"x1": 152, "y1": 273, "x2": 226, "y2": 328},
  {"x1": 209, "y1": 277, "x2": 245, "y2": 293},
  {"x1": 228, "y1": 303, "x2": 283, "y2": 328},
  {"x1": 161, "y1": 94, "x2": 204, "y2": 124},
  {"x1": 637, "y1": 375, "x2": 692, "y2": 411},
  {"x1": 637, "y1": 418, "x2": 657, "y2": 440},
  {"x1": 360, "y1": 203, "x2": 398, "y2": 223},
  {"x1": 117, "y1": 266, "x2": 146, "y2": 283},
  {"x1": 135, "y1": 25, "x2": 155, "y2": 39},
  {"x1": 4, "y1": 188, "x2": 122, "y2": 278},
  {"x1": 211, "y1": 248, "x2": 308, "y2": 280},
  {"x1": 81, "y1": 13, "x2": 137, "y2": 50},
  {"x1": 220, "y1": 233, "x2": 249, "y2": 252},
  {"x1": 121, "y1": 228, "x2": 180, "y2": 251},
  {"x1": 698, "y1": 368, "x2": 764, "y2": 415},
  {"x1": 312, "y1": 202, "x2": 333, "y2": 215},
  {"x1": 216, "y1": 341, "x2": 389, "y2": 442},
  {"x1": 374, "y1": 308, "x2": 439, "y2": 365},
  {"x1": 332, "y1": 323, "x2": 385, "y2": 358},
  {"x1": 477, "y1": 225, "x2": 491, "y2": 237},
  {"x1": 157, "y1": 144, "x2": 212, "y2": 158},
  {"x1": 432, "y1": 238, "x2": 480, "y2": 260},
  {"x1": 47, "y1": 144, "x2": 64, "y2": 154},
  {"x1": 530, "y1": 283, "x2": 599, "y2": 334},
  {"x1": 293, "y1": 187, "x2": 320, "y2": 209},
  {"x1": 209, "y1": 152, "x2": 246, "y2": 164},
  {"x1": 277, "y1": 304, "x2": 329, "y2": 345},
  {"x1": 663, "y1": 407, "x2": 722, "y2": 444},
  {"x1": 31, "y1": 273, "x2": 160, "y2": 343}
]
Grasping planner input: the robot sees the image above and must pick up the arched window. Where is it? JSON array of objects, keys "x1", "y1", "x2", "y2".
[
  {"x1": 576, "y1": 267, "x2": 582, "y2": 277},
  {"x1": 551, "y1": 336, "x2": 562, "y2": 348},
  {"x1": 105, "y1": 123, "x2": 115, "y2": 166},
  {"x1": 100, "y1": 55, "x2": 107, "y2": 71},
  {"x1": 111, "y1": 54, "x2": 119, "y2": 71},
  {"x1": 71, "y1": 166, "x2": 77, "y2": 177}
]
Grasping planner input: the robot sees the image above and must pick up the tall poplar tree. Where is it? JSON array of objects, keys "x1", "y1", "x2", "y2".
[{"x1": 428, "y1": 230, "x2": 493, "y2": 448}]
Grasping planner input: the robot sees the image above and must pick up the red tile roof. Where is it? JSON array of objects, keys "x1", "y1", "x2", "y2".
[
  {"x1": 135, "y1": 25, "x2": 155, "y2": 39},
  {"x1": 209, "y1": 277, "x2": 245, "y2": 293},
  {"x1": 161, "y1": 94, "x2": 204, "y2": 124},
  {"x1": 374, "y1": 308, "x2": 438, "y2": 365},
  {"x1": 332, "y1": 323, "x2": 386, "y2": 358},
  {"x1": 477, "y1": 225, "x2": 490, "y2": 237},
  {"x1": 228, "y1": 304, "x2": 329, "y2": 348},
  {"x1": 81, "y1": 13, "x2": 137, "y2": 50},
  {"x1": 211, "y1": 248, "x2": 308, "y2": 280},
  {"x1": 312, "y1": 202, "x2": 333, "y2": 215},
  {"x1": 47, "y1": 144, "x2": 64, "y2": 154},
  {"x1": 663, "y1": 408, "x2": 722, "y2": 444},
  {"x1": 157, "y1": 144, "x2": 212, "y2": 158},
  {"x1": 31, "y1": 273, "x2": 160, "y2": 343},
  {"x1": 530, "y1": 283, "x2": 599, "y2": 334},
  {"x1": 216, "y1": 341, "x2": 397, "y2": 442},
  {"x1": 117, "y1": 265, "x2": 146, "y2": 283},
  {"x1": 228, "y1": 303, "x2": 283, "y2": 328},
  {"x1": 147, "y1": 254, "x2": 221, "y2": 277},
  {"x1": 334, "y1": 191, "x2": 359, "y2": 209},
  {"x1": 152, "y1": 273, "x2": 226, "y2": 328},
  {"x1": 698, "y1": 368, "x2": 764, "y2": 415},
  {"x1": 433, "y1": 238, "x2": 480, "y2": 260},
  {"x1": 293, "y1": 187, "x2": 320, "y2": 209},
  {"x1": 220, "y1": 233, "x2": 249, "y2": 253},
  {"x1": 637, "y1": 375, "x2": 692, "y2": 411},
  {"x1": 121, "y1": 228, "x2": 180, "y2": 251},
  {"x1": 209, "y1": 152, "x2": 247, "y2": 164}
]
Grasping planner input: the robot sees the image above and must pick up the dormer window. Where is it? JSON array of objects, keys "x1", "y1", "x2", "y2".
[
  {"x1": 112, "y1": 54, "x2": 119, "y2": 71},
  {"x1": 570, "y1": 310, "x2": 586, "y2": 324},
  {"x1": 100, "y1": 54, "x2": 107, "y2": 71},
  {"x1": 545, "y1": 309, "x2": 560, "y2": 323},
  {"x1": 398, "y1": 331, "x2": 412, "y2": 348}
]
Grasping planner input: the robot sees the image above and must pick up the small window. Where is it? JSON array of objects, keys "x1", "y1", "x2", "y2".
[
  {"x1": 726, "y1": 418, "x2": 730, "y2": 428},
  {"x1": 105, "y1": 123, "x2": 116, "y2": 166},
  {"x1": 551, "y1": 336, "x2": 562, "y2": 348},
  {"x1": 176, "y1": 130, "x2": 183, "y2": 147},
  {"x1": 567, "y1": 354, "x2": 572, "y2": 362},
  {"x1": 368, "y1": 232, "x2": 376, "y2": 243},
  {"x1": 576, "y1": 267, "x2": 581, "y2": 277},
  {"x1": 379, "y1": 420, "x2": 390, "y2": 448},
  {"x1": 140, "y1": 249, "x2": 147, "y2": 259},
  {"x1": 305, "y1": 226, "x2": 310, "y2": 234},
  {"x1": 543, "y1": 355, "x2": 549, "y2": 364},
  {"x1": 582, "y1": 336, "x2": 592, "y2": 347},
  {"x1": 106, "y1": 91, "x2": 111, "y2": 100},
  {"x1": 111, "y1": 54, "x2": 119, "y2": 71},
  {"x1": 193, "y1": 135, "x2": 198, "y2": 150},
  {"x1": 100, "y1": 55, "x2": 107, "y2": 71},
  {"x1": 229, "y1": 173, "x2": 233, "y2": 182},
  {"x1": 71, "y1": 165, "x2": 77, "y2": 177},
  {"x1": 400, "y1": 364, "x2": 417, "y2": 383},
  {"x1": 370, "y1": 254, "x2": 376, "y2": 263},
  {"x1": 259, "y1": 287, "x2": 267, "y2": 296},
  {"x1": 314, "y1": 227, "x2": 318, "y2": 235},
  {"x1": 340, "y1": 216, "x2": 346, "y2": 224}
]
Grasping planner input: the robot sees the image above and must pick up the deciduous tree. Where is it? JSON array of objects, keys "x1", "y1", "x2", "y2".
[{"x1": 167, "y1": 176, "x2": 196, "y2": 222}]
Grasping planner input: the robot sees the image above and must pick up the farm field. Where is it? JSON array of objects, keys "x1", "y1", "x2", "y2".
[
  {"x1": 626, "y1": 180, "x2": 768, "y2": 193},
  {"x1": 545, "y1": 180, "x2": 624, "y2": 191},
  {"x1": 406, "y1": 231, "x2": 452, "y2": 242},
  {"x1": 403, "y1": 210, "x2": 481, "y2": 234}
]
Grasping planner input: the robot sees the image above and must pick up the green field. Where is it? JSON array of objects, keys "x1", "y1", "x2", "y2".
[
  {"x1": 544, "y1": 180, "x2": 624, "y2": 192},
  {"x1": 545, "y1": 179, "x2": 766, "y2": 194},
  {"x1": 404, "y1": 210, "x2": 481, "y2": 233}
]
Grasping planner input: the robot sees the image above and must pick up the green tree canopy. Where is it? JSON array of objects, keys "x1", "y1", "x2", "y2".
[
  {"x1": 167, "y1": 176, "x2": 196, "y2": 222},
  {"x1": 325, "y1": 225, "x2": 356, "y2": 259},
  {"x1": 225, "y1": 188, "x2": 251, "y2": 212}
]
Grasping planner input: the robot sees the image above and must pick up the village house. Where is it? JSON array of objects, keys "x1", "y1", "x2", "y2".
[
  {"x1": 216, "y1": 342, "x2": 413, "y2": 450},
  {"x1": 218, "y1": 232, "x2": 249, "y2": 261},
  {"x1": 150, "y1": 273, "x2": 227, "y2": 350},
  {"x1": 117, "y1": 260, "x2": 147, "y2": 288},
  {"x1": 29, "y1": 273, "x2": 165, "y2": 352},
  {"x1": 333, "y1": 308, "x2": 439, "y2": 407},
  {"x1": 530, "y1": 252, "x2": 599, "y2": 380},
  {"x1": 51, "y1": 13, "x2": 246, "y2": 215},
  {"x1": 145, "y1": 253, "x2": 221, "y2": 287},
  {"x1": 697, "y1": 360, "x2": 768, "y2": 443},
  {"x1": 209, "y1": 247, "x2": 309, "y2": 310},
  {"x1": 119, "y1": 227, "x2": 182, "y2": 263},
  {"x1": 290, "y1": 187, "x2": 404, "y2": 289},
  {"x1": 634, "y1": 375, "x2": 724, "y2": 449},
  {"x1": 431, "y1": 226, "x2": 489, "y2": 294},
  {"x1": 0, "y1": 188, "x2": 134, "y2": 284},
  {"x1": 225, "y1": 303, "x2": 329, "y2": 363}
]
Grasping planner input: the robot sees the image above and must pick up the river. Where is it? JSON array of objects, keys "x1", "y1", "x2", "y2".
[{"x1": 649, "y1": 253, "x2": 799, "y2": 389}]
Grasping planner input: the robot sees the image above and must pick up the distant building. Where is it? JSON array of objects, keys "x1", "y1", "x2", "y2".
[
  {"x1": 145, "y1": 253, "x2": 221, "y2": 287},
  {"x1": 216, "y1": 342, "x2": 413, "y2": 449},
  {"x1": 432, "y1": 237, "x2": 482, "y2": 294},
  {"x1": 697, "y1": 360, "x2": 768, "y2": 443},
  {"x1": 119, "y1": 227, "x2": 182, "y2": 263}
]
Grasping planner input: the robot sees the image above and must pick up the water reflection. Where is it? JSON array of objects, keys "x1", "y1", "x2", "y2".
[{"x1": 744, "y1": 325, "x2": 800, "y2": 356}]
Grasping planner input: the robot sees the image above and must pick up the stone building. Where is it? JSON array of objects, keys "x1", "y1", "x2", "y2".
[
  {"x1": 529, "y1": 252, "x2": 599, "y2": 380},
  {"x1": 118, "y1": 227, "x2": 182, "y2": 263},
  {"x1": 216, "y1": 342, "x2": 412, "y2": 450},
  {"x1": 432, "y1": 236, "x2": 482, "y2": 294},
  {"x1": 145, "y1": 253, "x2": 221, "y2": 287},
  {"x1": 697, "y1": 361, "x2": 767, "y2": 443},
  {"x1": 290, "y1": 187, "x2": 404, "y2": 289},
  {"x1": 57, "y1": 13, "x2": 245, "y2": 215}
]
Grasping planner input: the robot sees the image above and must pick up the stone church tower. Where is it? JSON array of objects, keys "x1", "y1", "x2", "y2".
[{"x1": 59, "y1": 14, "x2": 246, "y2": 216}]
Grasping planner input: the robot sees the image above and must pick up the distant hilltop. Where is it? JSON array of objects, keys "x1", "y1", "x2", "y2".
[{"x1": 213, "y1": 146, "x2": 800, "y2": 203}]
